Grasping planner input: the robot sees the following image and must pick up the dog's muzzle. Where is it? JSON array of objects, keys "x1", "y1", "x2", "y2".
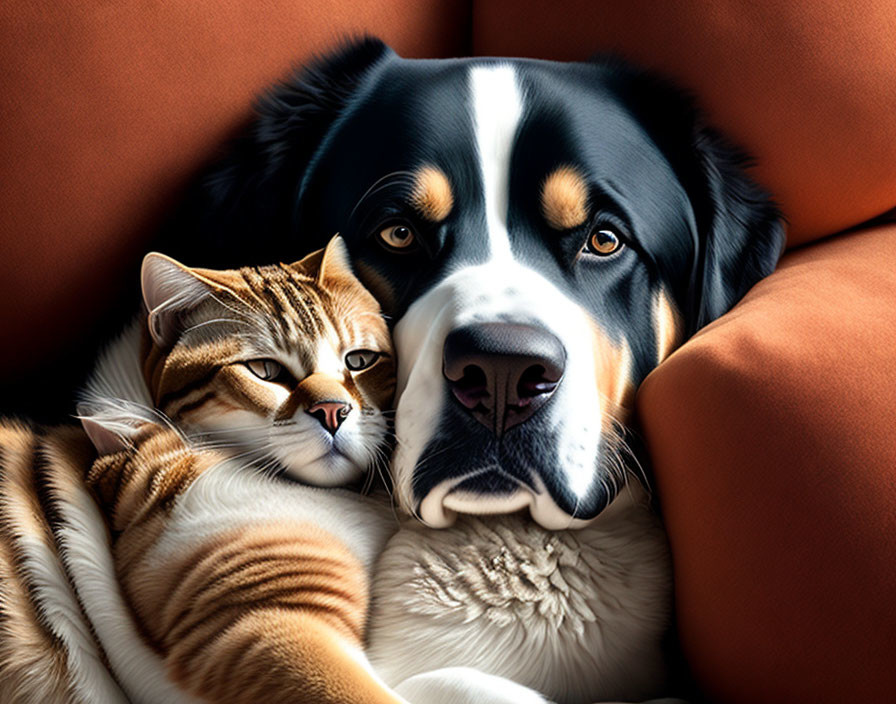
[
  {"x1": 396, "y1": 263, "x2": 618, "y2": 530},
  {"x1": 412, "y1": 321, "x2": 593, "y2": 530},
  {"x1": 442, "y1": 322, "x2": 565, "y2": 435}
]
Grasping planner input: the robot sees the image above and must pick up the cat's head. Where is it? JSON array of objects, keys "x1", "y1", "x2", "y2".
[{"x1": 138, "y1": 236, "x2": 395, "y2": 486}]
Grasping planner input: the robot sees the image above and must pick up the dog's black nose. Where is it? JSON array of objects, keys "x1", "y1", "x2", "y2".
[{"x1": 443, "y1": 323, "x2": 565, "y2": 436}]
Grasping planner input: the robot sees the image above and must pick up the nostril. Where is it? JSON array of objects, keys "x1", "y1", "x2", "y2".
[
  {"x1": 517, "y1": 364, "x2": 560, "y2": 401},
  {"x1": 449, "y1": 365, "x2": 489, "y2": 410},
  {"x1": 309, "y1": 408, "x2": 330, "y2": 427}
]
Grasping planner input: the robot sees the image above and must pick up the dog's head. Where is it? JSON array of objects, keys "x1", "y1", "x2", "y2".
[{"x1": 194, "y1": 38, "x2": 784, "y2": 529}]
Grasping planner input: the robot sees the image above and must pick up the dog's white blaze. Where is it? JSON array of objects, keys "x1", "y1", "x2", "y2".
[
  {"x1": 469, "y1": 65, "x2": 523, "y2": 262},
  {"x1": 391, "y1": 63, "x2": 610, "y2": 527}
]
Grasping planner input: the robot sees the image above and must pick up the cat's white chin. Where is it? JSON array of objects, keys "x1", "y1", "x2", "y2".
[{"x1": 280, "y1": 448, "x2": 365, "y2": 487}]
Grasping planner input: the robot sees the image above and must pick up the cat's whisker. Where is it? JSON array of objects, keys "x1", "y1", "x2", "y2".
[{"x1": 181, "y1": 318, "x2": 252, "y2": 335}]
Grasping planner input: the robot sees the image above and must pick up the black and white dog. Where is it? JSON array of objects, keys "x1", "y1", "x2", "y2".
[
  {"x1": 182, "y1": 36, "x2": 782, "y2": 529},
  {"x1": 172, "y1": 37, "x2": 784, "y2": 702}
]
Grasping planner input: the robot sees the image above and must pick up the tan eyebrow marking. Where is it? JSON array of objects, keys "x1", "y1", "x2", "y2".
[
  {"x1": 541, "y1": 166, "x2": 589, "y2": 230},
  {"x1": 410, "y1": 165, "x2": 454, "y2": 222}
]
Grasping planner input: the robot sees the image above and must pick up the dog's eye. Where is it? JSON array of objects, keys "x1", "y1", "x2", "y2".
[
  {"x1": 585, "y1": 228, "x2": 623, "y2": 256},
  {"x1": 245, "y1": 359, "x2": 285, "y2": 381},
  {"x1": 345, "y1": 349, "x2": 380, "y2": 371},
  {"x1": 378, "y1": 224, "x2": 416, "y2": 251}
]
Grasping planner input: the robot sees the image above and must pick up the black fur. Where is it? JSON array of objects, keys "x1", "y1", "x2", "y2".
[
  {"x1": 169, "y1": 39, "x2": 783, "y2": 337},
  {"x1": 165, "y1": 37, "x2": 394, "y2": 267}
]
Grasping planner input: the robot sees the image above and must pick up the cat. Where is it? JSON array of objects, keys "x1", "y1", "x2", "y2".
[{"x1": 0, "y1": 236, "x2": 408, "y2": 703}]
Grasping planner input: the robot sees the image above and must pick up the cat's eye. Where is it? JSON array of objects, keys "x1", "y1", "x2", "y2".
[
  {"x1": 378, "y1": 224, "x2": 416, "y2": 251},
  {"x1": 584, "y1": 227, "x2": 624, "y2": 256},
  {"x1": 345, "y1": 350, "x2": 380, "y2": 371},
  {"x1": 245, "y1": 359, "x2": 284, "y2": 381}
]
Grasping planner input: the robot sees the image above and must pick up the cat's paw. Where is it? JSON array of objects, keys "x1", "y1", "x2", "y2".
[{"x1": 394, "y1": 667, "x2": 553, "y2": 704}]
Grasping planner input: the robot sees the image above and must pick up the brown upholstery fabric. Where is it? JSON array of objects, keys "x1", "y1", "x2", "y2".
[
  {"x1": 637, "y1": 223, "x2": 896, "y2": 704},
  {"x1": 3, "y1": 5, "x2": 895, "y2": 700},
  {"x1": 473, "y1": 0, "x2": 896, "y2": 248},
  {"x1": 0, "y1": 0, "x2": 468, "y2": 373}
]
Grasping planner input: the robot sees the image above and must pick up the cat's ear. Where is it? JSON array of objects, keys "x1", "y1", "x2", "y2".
[
  {"x1": 290, "y1": 248, "x2": 325, "y2": 276},
  {"x1": 80, "y1": 416, "x2": 129, "y2": 455},
  {"x1": 316, "y1": 235, "x2": 355, "y2": 286},
  {"x1": 289, "y1": 235, "x2": 357, "y2": 286},
  {"x1": 78, "y1": 403, "x2": 140, "y2": 455},
  {"x1": 77, "y1": 401, "x2": 158, "y2": 456},
  {"x1": 141, "y1": 253, "x2": 232, "y2": 345},
  {"x1": 140, "y1": 252, "x2": 238, "y2": 345}
]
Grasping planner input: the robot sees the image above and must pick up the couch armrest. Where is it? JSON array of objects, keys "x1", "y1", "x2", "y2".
[{"x1": 637, "y1": 223, "x2": 896, "y2": 703}]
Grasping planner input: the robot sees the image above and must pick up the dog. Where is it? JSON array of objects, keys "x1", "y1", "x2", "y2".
[{"x1": 168, "y1": 37, "x2": 784, "y2": 701}]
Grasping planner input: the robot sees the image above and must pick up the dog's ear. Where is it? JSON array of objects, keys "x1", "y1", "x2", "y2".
[
  {"x1": 170, "y1": 36, "x2": 393, "y2": 264},
  {"x1": 602, "y1": 58, "x2": 786, "y2": 335},
  {"x1": 687, "y1": 129, "x2": 785, "y2": 332}
]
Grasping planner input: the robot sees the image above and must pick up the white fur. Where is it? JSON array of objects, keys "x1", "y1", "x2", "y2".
[
  {"x1": 470, "y1": 65, "x2": 523, "y2": 262},
  {"x1": 142, "y1": 459, "x2": 397, "y2": 576},
  {"x1": 395, "y1": 667, "x2": 552, "y2": 704},
  {"x1": 81, "y1": 321, "x2": 153, "y2": 412},
  {"x1": 368, "y1": 484, "x2": 671, "y2": 704}
]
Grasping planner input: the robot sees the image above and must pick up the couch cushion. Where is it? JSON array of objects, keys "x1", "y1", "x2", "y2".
[
  {"x1": 0, "y1": 0, "x2": 467, "y2": 375},
  {"x1": 637, "y1": 223, "x2": 896, "y2": 703},
  {"x1": 473, "y1": 0, "x2": 896, "y2": 248}
]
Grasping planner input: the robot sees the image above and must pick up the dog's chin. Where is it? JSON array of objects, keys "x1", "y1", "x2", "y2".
[
  {"x1": 418, "y1": 475, "x2": 599, "y2": 531},
  {"x1": 404, "y1": 408, "x2": 619, "y2": 530}
]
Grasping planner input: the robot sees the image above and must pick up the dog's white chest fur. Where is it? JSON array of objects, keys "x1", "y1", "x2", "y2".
[{"x1": 367, "y1": 486, "x2": 672, "y2": 704}]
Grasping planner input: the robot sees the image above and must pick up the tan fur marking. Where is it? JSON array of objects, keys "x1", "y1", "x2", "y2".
[
  {"x1": 0, "y1": 423, "x2": 77, "y2": 703},
  {"x1": 410, "y1": 166, "x2": 453, "y2": 222},
  {"x1": 654, "y1": 289, "x2": 682, "y2": 365},
  {"x1": 589, "y1": 323, "x2": 635, "y2": 440},
  {"x1": 278, "y1": 373, "x2": 355, "y2": 421},
  {"x1": 541, "y1": 166, "x2": 589, "y2": 230}
]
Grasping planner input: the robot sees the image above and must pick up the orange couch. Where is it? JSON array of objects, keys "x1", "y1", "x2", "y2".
[{"x1": 2, "y1": 2, "x2": 894, "y2": 702}]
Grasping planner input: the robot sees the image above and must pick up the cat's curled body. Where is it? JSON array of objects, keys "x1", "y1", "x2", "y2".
[{"x1": 0, "y1": 237, "x2": 407, "y2": 704}]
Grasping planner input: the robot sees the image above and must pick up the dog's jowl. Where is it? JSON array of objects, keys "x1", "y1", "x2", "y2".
[{"x1": 181, "y1": 38, "x2": 784, "y2": 530}]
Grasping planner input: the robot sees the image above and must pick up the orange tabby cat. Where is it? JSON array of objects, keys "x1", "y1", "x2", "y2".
[{"x1": 0, "y1": 237, "x2": 406, "y2": 703}]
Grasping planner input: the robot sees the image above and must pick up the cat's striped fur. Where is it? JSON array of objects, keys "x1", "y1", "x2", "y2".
[{"x1": 0, "y1": 237, "x2": 406, "y2": 703}]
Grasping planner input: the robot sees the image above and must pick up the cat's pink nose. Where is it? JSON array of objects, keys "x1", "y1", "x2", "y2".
[{"x1": 306, "y1": 401, "x2": 352, "y2": 435}]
